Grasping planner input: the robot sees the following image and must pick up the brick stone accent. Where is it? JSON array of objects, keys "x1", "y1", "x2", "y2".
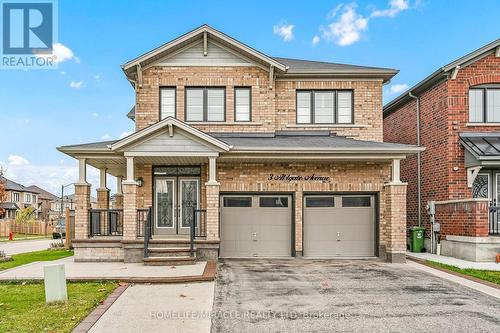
[
  {"x1": 384, "y1": 53, "x2": 500, "y2": 239},
  {"x1": 434, "y1": 200, "x2": 489, "y2": 238},
  {"x1": 123, "y1": 183, "x2": 138, "y2": 240},
  {"x1": 205, "y1": 184, "x2": 220, "y2": 241},
  {"x1": 135, "y1": 66, "x2": 384, "y2": 141},
  {"x1": 96, "y1": 188, "x2": 110, "y2": 209},
  {"x1": 113, "y1": 194, "x2": 123, "y2": 209},
  {"x1": 383, "y1": 183, "x2": 407, "y2": 263},
  {"x1": 74, "y1": 184, "x2": 91, "y2": 239}
]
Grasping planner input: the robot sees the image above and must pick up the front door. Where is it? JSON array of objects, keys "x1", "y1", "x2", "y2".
[{"x1": 154, "y1": 177, "x2": 199, "y2": 235}]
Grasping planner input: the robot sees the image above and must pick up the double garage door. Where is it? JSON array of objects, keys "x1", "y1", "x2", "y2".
[{"x1": 220, "y1": 194, "x2": 376, "y2": 258}]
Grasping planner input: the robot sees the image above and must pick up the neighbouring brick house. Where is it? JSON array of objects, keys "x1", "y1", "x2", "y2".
[
  {"x1": 384, "y1": 39, "x2": 500, "y2": 261},
  {"x1": 26, "y1": 185, "x2": 58, "y2": 221},
  {"x1": 58, "y1": 25, "x2": 420, "y2": 264},
  {"x1": 0, "y1": 176, "x2": 40, "y2": 220}
]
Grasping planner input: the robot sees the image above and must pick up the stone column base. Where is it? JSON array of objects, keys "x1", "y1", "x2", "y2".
[{"x1": 386, "y1": 252, "x2": 406, "y2": 263}]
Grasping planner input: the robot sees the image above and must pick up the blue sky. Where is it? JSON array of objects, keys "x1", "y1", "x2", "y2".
[{"x1": 0, "y1": 0, "x2": 499, "y2": 196}]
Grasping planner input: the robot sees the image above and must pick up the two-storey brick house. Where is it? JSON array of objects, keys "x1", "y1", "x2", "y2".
[
  {"x1": 0, "y1": 176, "x2": 40, "y2": 220},
  {"x1": 384, "y1": 39, "x2": 500, "y2": 261},
  {"x1": 58, "y1": 25, "x2": 420, "y2": 264}
]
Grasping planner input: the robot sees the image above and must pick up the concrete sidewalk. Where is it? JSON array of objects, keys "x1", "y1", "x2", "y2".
[
  {"x1": 0, "y1": 238, "x2": 56, "y2": 255},
  {"x1": 0, "y1": 257, "x2": 207, "y2": 281},
  {"x1": 87, "y1": 282, "x2": 215, "y2": 333},
  {"x1": 407, "y1": 251, "x2": 500, "y2": 271}
]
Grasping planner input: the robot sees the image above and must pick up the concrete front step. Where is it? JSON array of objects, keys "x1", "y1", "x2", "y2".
[
  {"x1": 148, "y1": 248, "x2": 192, "y2": 257},
  {"x1": 143, "y1": 256, "x2": 196, "y2": 266}
]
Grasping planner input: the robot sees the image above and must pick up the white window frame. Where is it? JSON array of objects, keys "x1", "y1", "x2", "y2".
[
  {"x1": 160, "y1": 87, "x2": 176, "y2": 120},
  {"x1": 12, "y1": 192, "x2": 19, "y2": 202},
  {"x1": 469, "y1": 86, "x2": 500, "y2": 123},
  {"x1": 296, "y1": 90, "x2": 353, "y2": 124},
  {"x1": 25, "y1": 193, "x2": 31, "y2": 203},
  {"x1": 234, "y1": 87, "x2": 251, "y2": 122},
  {"x1": 185, "y1": 87, "x2": 226, "y2": 122}
]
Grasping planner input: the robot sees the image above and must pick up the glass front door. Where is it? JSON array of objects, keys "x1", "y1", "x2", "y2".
[{"x1": 154, "y1": 177, "x2": 199, "y2": 235}]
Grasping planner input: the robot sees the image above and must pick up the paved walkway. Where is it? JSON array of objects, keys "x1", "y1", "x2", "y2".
[
  {"x1": 0, "y1": 257, "x2": 206, "y2": 280},
  {"x1": 87, "y1": 282, "x2": 215, "y2": 333},
  {"x1": 0, "y1": 238, "x2": 55, "y2": 255},
  {"x1": 407, "y1": 251, "x2": 500, "y2": 271}
]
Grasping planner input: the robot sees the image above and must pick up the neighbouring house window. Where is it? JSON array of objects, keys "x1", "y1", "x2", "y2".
[
  {"x1": 25, "y1": 193, "x2": 31, "y2": 203},
  {"x1": 472, "y1": 174, "x2": 490, "y2": 198},
  {"x1": 12, "y1": 192, "x2": 19, "y2": 202},
  {"x1": 32, "y1": 195, "x2": 37, "y2": 203},
  {"x1": 185, "y1": 87, "x2": 225, "y2": 122},
  {"x1": 469, "y1": 86, "x2": 500, "y2": 123},
  {"x1": 234, "y1": 87, "x2": 251, "y2": 122},
  {"x1": 160, "y1": 87, "x2": 176, "y2": 119},
  {"x1": 296, "y1": 90, "x2": 353, "y2": 124}
]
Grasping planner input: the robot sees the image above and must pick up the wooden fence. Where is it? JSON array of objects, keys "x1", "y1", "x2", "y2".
[{"x1": 0, "y1": 220, "x2": 53, "y2": 237}]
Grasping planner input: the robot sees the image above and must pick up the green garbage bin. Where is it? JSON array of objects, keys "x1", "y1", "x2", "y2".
[{"x1": 409, "y1": 227, "x2": 425, "y2": 253}]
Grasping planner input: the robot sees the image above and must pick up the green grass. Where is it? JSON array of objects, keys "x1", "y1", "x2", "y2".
[
  {"x1": 0, "y1": 234, "x2": 51, "y2": 242},
  {"x1": 0, "y1": 280, "x2": 117, "y2": 333},
  {"x1": 0, "y1": 249, "x2": 74, "y2": 271},
  {"x1": 427, "y1": 260, "x2": 500, "y2": 285}
]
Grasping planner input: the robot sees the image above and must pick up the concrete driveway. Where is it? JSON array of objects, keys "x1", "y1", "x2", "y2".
[
  {"x1": 0, "y1": 238, "x2": 55, "y2": 255},
  {"x1": 212, "y1": 259, "x2": 500, "y2": 333}
]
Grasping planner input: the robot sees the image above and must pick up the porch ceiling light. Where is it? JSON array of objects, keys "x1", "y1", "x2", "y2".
[{"x1": 137, "y1": 177, "x2": 144, "y2": 187}]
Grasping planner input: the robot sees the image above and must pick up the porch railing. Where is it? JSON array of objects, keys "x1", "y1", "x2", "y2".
[
  {"x1": 88, "y1": 209, "x2": 123, "y2": 237},
  {"x1": 489, "y1": 206, "x2": 500, "y2": 235},
  {"x1": 136, "y1": 209, "x2": 149, "y2": 238},
  {"x1": 143, "y1": 207, "x2": 152, "y2": 258},
  {"x1": 190, "y1": 209, "x2": 207, "y2": 257}
]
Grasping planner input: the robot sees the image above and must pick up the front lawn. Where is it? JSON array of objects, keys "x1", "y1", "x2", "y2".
[
  {"x1": 0, "y1": 249, "x2": 74, "y2": 271},
  {"x1": 0, "y1": 233, "x2": 51, "y2": 242},
  {"x1": 427, "y1": 260, "x2": 500, "y2": 285},
  {"x1": 0, "y1": 280, "x2": 117, "y2": 333}
]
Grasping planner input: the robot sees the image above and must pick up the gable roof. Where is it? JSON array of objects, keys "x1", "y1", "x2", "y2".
[
  {"x1": 0, "y1": 176, "x2": 38, "y2": 193},
  {"x1": 384, "y1": 38, "x2": 500, "y2": 116},
  {"x1": 26, "y1": 185, "x2": 58, "y2": 200},
  {"x1": 122, "y1": 24, "x2": 287, "y2": 76},
  {"x1": 110, "y1": 117, "x2": 231, "y2": 152}
]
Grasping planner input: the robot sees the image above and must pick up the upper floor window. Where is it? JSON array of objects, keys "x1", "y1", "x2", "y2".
[
  {"x1": 185, "y1": 87, "x2": 225, "y2": 122},
  {"x1": 25, "y1": 193, "x2": 31, "y2": 203},
  {"x1": 12, "y1": 192, "x2": 19, "y2": 202},
  {"x1": 160, "y1": 87, "x2": 176, "y2": 119},
  {"x1": 234, "y1": 87, "x2": 251, "y2": 122},
  {"x1": 469, "y1": 86, "x2": 500, "y2": 123},
  {"x1": 297, "y1": 90, "x2": 353, "y2": 124}
]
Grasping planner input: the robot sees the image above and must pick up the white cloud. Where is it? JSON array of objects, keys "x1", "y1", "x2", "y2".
[
  {"x1": 60, "y1": 71, "x2": 67, "y2": 75},
  {"x1": 69, "y1": 80, "x2": 84, "y2": 89},
  {"x1": 372, "y1": 0, "x2": 410, "y2": 18},
  {"x1": 94, "y1": 75, "x2": 101, "y2": 81},
  {"x1": 119, "y1": 130, "x2": 134, "y2": 139},
  {"x1": 101, "y1": 134, "x2": 112, "y2": 140},
  {"x1": 35, "y1": 43, "x2": 78, "y2": 64},
  {"x1": 389, "y1": 83, "x2": 409, "y2": 94},
  {"x1": 312, "y1": 35, "x2": 321, "y2": 46},
  {"x1": 273, "y1": 23, "x2": 295, "y2": 42},
  {"x1": 91, "y1": 112, "x2": 99, "y2": 117},
  {"x1": 322, "y1": 4, "x2": 368, "y2": 46},
  {"x1": 8, "y1": 155, "x2": 29, "y2": 166}
]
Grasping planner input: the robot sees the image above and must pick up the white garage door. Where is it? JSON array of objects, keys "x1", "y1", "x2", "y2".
[
  {"x1": 220, "y1": 195, "x2": 292, "y2": 258},
  {"x1": 304, "y1": 195, "x2": 376, "y2": 257}
]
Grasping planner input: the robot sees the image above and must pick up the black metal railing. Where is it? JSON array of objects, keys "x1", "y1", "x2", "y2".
[
  {"x1": 136, "y1": 209, "x2": 149, "y2": 238},
  {"x1": 143, "y1": 207, "x2": 152, "y2": 258},
  {"x1": 489, "y1": 206, "x2": 500, "y2": 235},
  {"x1": 88, "y1": 209, "x2": 123, "y2": 237},
  {"x1": 190, "y1": 208, "x2": 207, "y2": 257}
]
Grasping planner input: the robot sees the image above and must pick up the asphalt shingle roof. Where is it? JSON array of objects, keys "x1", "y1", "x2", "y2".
[
  {"x1": 0, "y1": 176, "x2": 38, "y2": 193},
  {"x1": 272, "y1": 57, "x2": 397, "y2": 74}
]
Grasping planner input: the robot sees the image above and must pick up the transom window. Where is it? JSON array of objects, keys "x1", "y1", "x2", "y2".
[
  {"x1": 469, "y1": 86, "x2": 500, "y2": 123},
  {"x1": 234, "y1": 87, "x2": 251, "y2": 122},
  {"x1": 185, "y1": 87, "x2": 225, "y2": 122},
  {"x1": 160, "y1": 87, "x2": 176, "y2": 120},
  {"x1": 297, "y1": 90, "x2": 353, "y2": 124}
]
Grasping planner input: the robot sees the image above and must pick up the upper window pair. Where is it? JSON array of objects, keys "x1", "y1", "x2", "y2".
[
  {"x1": 160, "y1": 87, "x2": 251, "y2": 122},
  {"x1": 469, "y1": 86, "x2": 500, "y2": 123},
  {"x1": 297, "y1": 90, "x2": 353, "y2": 124}
]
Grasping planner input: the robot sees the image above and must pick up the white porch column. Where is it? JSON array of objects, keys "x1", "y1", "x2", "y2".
[
  {"x1": 114, "y1": 176, "x2": 124, "y2": 209},
  {"x1": 74, "y1": 158, "x2": 90, "y2": 239},
  {"x1": 206, "y1": 156, "x2": 219, "y2": 185},
  {"x1": 77, "y1": 158, "x2": 87, "y2": 184},
  {"x1": 116, "y1": 177, "x2": 123, "y2": 194},
  {"x1": 391, "y1": 159, "x2": 402, "y2": 184},
  {"x1": 124, "y1": 156, "x2": 135, "y2": 184},
  {"x1": 123, "y1": 157, "x2": 138, "y2": 241}
]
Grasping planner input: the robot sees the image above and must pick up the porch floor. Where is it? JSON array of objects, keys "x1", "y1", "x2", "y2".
[
  {"x1": 0, "y1": 257, "x2": 208, "y2": 281},
  {"x1": 407, "y1": 251, "x2": 500, "y2": 271}
]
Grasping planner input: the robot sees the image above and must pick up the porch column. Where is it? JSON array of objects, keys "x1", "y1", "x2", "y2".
[
  {"x1": 391, "y1": 159, "x2": 402, "y2": 183},
  {"x1": 74, "y1": 158, "x2": 91, "y2": 239},
  {"x1": 383, "y1": 182, "x2": 408, "y2": 263},
  {"x1": 205, "y1": 156, "x2": 220, "y2": 241},
  {"x1": 123, "y1": 157, "x2": 138, "y2": 240},
  {"x1": 114, "y1": 176, "x2": 124, "y2": 209},
  {"x1": 96, "y1": 168, "x2": 110, "y2": 209}
]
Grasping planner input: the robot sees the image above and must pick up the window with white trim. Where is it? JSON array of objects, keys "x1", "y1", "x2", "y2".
[
  {"x1": 234, "y1": 87, "x2": 251, "y2": 122},
  {"x1": 469, "y1": 86, "x2": 500, "y2": 123},
  {"x1": 186, "y1": 87, "x2": 225, "y2": 122},
  {"x1": 296, "y1": 90, "x2": 353, "y2": 124},
  {"x1": 25, "y1": 193, "x2": 31, "y2": 203},
  {"x1": 160, "y1": 87, "x2": 176, "y2": 120},
  {"x1": 12, "y1": 192, "x2": 19, "y2": 202}
]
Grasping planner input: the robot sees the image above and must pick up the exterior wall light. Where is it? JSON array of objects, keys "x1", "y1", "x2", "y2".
[{"x1": 137, "y1": 177, "x2": 144, "y2": 187}]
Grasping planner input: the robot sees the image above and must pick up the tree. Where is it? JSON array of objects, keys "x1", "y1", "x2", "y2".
[
  {"x1": 0, "y1": 168, "x2": 7, "y2": 216},
  {"x1": 15, "y1": 207, "x2": 35, "y2": 224}
]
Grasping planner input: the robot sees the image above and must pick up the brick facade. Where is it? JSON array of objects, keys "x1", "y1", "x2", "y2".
[
  {"x1": 384, "y1": 53, "x2": 500, "y2": 239},
  {"x1": 434, "y1": 200, "x2": 490, "y2": 238},
  {"x1": 74, "y1": 184, "x2": 90, "y2": 239}
]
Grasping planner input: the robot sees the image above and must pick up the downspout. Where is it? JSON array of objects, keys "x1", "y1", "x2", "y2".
[{"x1": 409, "y1": 92, "x2": 422, "y2": 227}]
